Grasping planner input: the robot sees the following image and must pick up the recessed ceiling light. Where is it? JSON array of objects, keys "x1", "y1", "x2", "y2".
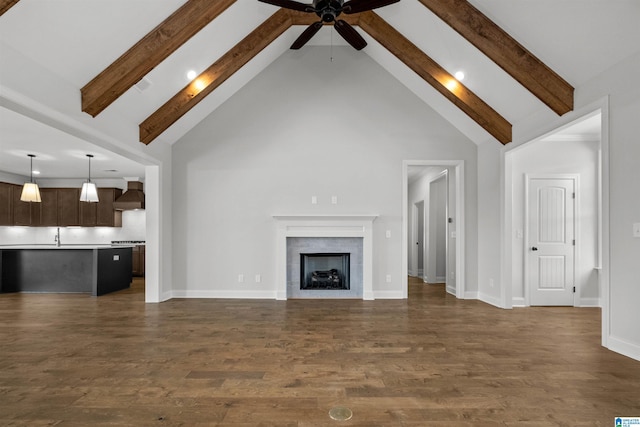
[
  {"x1": 186, "y1": 70, "x2": 197, "y2": 80},
  {"x1": 454, "y1": 71, "x2": 465, "y2": 81}
]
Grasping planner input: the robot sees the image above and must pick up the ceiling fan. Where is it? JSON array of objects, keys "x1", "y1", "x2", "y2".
[{"x1": 258, "y1": 0, "x2": 400, "y2": 50}]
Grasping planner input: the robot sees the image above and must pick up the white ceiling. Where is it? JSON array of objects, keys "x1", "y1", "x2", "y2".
[{"x1": 1, "y1": 0, "x2": 639, "y2": 180}]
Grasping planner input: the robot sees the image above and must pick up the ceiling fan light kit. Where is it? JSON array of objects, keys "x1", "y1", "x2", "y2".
[{"x1": 258, "y1": 0, "x2": 400, "y2": 50}]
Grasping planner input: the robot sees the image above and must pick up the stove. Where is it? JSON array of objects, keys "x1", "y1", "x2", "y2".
[{"x1": 111, "y1": 240, "x2": 145, "y2": 246}]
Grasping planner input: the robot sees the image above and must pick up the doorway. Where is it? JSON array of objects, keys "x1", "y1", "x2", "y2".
[
  {"x1": 506, "y1": 111, "x2": 602, "y2": 308},
  {"x1": 403, "y1": 161, "x2": 464, "y2": 299}
]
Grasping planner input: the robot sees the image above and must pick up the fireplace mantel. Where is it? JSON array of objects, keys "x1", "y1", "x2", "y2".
[{"x1": 273, "y1": 214, "x2": 378, "y2": 300}]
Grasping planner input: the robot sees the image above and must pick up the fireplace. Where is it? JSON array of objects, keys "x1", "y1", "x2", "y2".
[
  {"x1": 273, "y1": 215, "x2": 377, "y2": 299},
  {"x1": 300, "y1": 253, "x2": 350, "y2": 290}
]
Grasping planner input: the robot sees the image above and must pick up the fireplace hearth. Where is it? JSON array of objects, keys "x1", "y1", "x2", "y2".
[{"x1": 300, "y1": 253, "x2": 350, "y2": 290}]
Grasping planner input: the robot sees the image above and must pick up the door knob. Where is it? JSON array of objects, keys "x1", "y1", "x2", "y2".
[{"x1": 531, "y1": 247, "x2": 538, "y2": 251}]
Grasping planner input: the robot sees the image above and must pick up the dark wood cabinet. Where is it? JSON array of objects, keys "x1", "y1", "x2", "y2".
[
  {"x1": 0, "y1": 182, "x2": 13, "y2": 225},
  {"x1": 80, "y1": 188, "x2": 122, "y2": 227},
  {"x1": 12, "y1": 185, "x2": 33, "y2": 226},
  {"x1": 96, "y1": 188, "x2": 122, "y2": 227},
  {"x1": 57, "y1": 188, "x2": 80, "y2": 227},
  {"x1": 132, "y1": 245, "x2": 145, "y2": 277},
  {"x1": 0, "y1": 183, "x2": 122, "y2": 228},
  {"x1": 79, "y1": 200, "x2": 97, "y2": 226},
  {"x1": 33, "y1": 188, "x2": 58, "y2": 227}
]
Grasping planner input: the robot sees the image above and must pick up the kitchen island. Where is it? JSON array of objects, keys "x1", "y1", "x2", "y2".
[{"x1": 0, "y1": 245, "x2": 133, "y2": 296}]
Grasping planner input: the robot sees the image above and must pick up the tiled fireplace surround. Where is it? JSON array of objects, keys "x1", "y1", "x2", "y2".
[{"x1": 273, "y1": 215, "x2": 377, "y2": 300}]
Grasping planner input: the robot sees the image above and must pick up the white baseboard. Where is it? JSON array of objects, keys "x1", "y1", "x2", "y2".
[
  {"x1": 478, "y1": 292, "x2": 503, "y2": 308},
  {"x1": 408, "y1": 270, "x2": 418, "y2": 277},
  {"x1": 512, "y1": 297, "x2": 526, "y2": 307},
  {"x1": 373, "y1": 290, "x2": 404, "y2": 299},
  {"x1": 464, "y1": 291, "x2": 479, "y2": 299},
  {"x1": 436, "y1": 276, "x2": 446, "y2": 282},
  {"x1": 608, "y1": 335, "x2": 640, "y2": 362},
  {"x1": 578, "y1": 297, "x2": 601, "y2": 307},
  {"x1": 169, "y1": 290, "x2": 278, "y2": 299},
  {"x1": 446, "y1": 286, "x2": 456, "y2": 295}
]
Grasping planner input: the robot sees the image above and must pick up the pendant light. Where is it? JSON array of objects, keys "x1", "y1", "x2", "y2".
[
  {"x1": 20, "y1": 154, "x2": 42, "y2": 203},
  {"x1": 80, "y1": 154, "x2": 99, "y2": 202}
]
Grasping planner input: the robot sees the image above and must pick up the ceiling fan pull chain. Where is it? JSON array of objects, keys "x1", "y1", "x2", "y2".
[{"x1": 330, "y1": 25, "x2": 334, "y2": 62}]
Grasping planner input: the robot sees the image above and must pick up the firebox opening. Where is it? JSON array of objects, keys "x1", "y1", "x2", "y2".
[{"x1": 300, "y1": 253, "x2": 350, "y2": 290}]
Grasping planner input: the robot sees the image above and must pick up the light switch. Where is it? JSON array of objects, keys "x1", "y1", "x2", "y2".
[
  {"x1": 386, "y1": 274, "x2": 391, "y2": 283},
  {"x1": 238, "y1": 274, "x2": 244, "y2": 283},
  {"x1": 311, "y1": 196, "x2": 317, "y2": 205},
  {"x1": 634, "y1": 223, "x2": 640, "y2": 238},
  {"x1": 385, "y1": 230, "x2": 391, "y2": 238},
  {"x1": 255, "y1": 274, "x2": 261, "y2": 283},
  {"x1": 331, "y1": 196, "x2": 338, "y2": 205}
]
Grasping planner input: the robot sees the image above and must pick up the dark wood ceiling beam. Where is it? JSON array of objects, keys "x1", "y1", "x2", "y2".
[
  {"x1": 417, "y1": 0, "x2": 573, "y2": 116},
  {"x1": 359, "y1": 11, "x2": 511, "y2": 144},
  {"x1": 81, "y1": 0, "x2": 236, "y2": 117},
  {"x1": 139, "y1": 9, "x2": 293, "y2": 145},
  {"x1": 0, "y1": 0, "x2": 20, "y2": 16}
]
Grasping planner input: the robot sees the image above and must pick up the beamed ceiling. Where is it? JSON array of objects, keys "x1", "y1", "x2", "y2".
[
  {"x1": 2, "y1": 0, "x2": 639, "y2": 164},
  {"x1": 74, "y1": 0, "x2": 573, "y2": 145}
]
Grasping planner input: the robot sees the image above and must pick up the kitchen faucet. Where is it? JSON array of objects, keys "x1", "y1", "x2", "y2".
[{"x1": 54, "y1": 227, "x2": 61, "y2": 247}]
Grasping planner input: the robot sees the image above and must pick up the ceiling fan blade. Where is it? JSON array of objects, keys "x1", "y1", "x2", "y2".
[
  {"x1": 342, "y1": 0, "x2": 400, "y2": 14},
  {"x1": 258, "y1": 0, "x2": 314, "y2": 13},
  {"x1": 291, "y1": 21, "x2": 324, "y2": 49},
  {"x1": 334, "y1": 20, "x2": 367, "y2": 50}
]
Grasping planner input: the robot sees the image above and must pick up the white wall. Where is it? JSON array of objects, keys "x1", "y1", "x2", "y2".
[
  {"x1": 477, "y1": 140, "x2": 503, "y2": 307},
  {"x1": 172, "y1": 46, "x2": 478, "y2": 298},
  {"x1": 509, "y1": 139, "x2": 599, "y2": 306},
  {"x1": 502, "y1": 50, "x2": 640, "y2": 360}
]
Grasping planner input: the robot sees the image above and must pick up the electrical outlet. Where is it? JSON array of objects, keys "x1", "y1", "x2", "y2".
[
  {"x1": 311, "y1": 196, "x2": 317, "y2": 205},
  {"x1": 489, "y1": 278, "x2": 494, "y2": 288},
  {"x1": 255, "y1": 274, "x2": 261, "y2": 283},
  {"x1": 113, "y1": 255, "x2": 119, "y2": 261},
  {"x1": 385, "y1": 230, "x2": 391, "y2": 238},
  {"x1": 386, "y1": 274, "x2": 391, "y2": 283},
  {"x1": 238, "y1": 274, "x2": 244, "y2": 283},
  {"x1": 516, "y1": 229, "x2": 524, "y2": 239},
  {"x1": 331, "y1": 195, "x2": 338, "y2": 205}
]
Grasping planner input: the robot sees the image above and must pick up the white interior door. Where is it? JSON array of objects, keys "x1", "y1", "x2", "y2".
[{"x1": 528, "y1": 176, "x2": 576, "y2": 306}]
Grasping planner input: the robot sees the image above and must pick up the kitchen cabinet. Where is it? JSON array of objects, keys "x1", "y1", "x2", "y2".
[
  {"x1": 97, "y1": 188, "x2": 122, "y2": 227},
  {"x1": 12, "y1": 184, "x2": 33, "y2": 226},
  {"x1": 32, "y1": 188, "x2": 58, "y2": 227},
  {"x1": 80, "y1": 188, "x2": 123, "y2": 227},
  {"x1": 57, "y1": 188, "x2": 80, "y2": 226},
  {"x1": 0, "y1": 182, "x2": 13, "y2": 225},
  {"x1": 132, "y1": 245, "x2": 145, "y2": 277},
  {"x1": 0, "y1": 183, "x2": 123, "y2": 228}
]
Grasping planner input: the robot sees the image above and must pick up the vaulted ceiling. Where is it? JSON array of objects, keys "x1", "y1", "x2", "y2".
[
  {"x1": 76, "y1": 0, "x2": 574, "y2": 145},
  {"x1": 1, "y1": 0, "x2": 640, "y2": 178}
]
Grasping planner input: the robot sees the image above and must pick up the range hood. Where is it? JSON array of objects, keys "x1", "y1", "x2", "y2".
[{"x1": 113, "y1": 180, "x2": 145, "y2": 210}]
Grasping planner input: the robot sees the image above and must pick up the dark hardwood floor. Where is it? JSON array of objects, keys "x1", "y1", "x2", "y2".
[{"x1": 1, "y1": 276, "x2": 639, "y2": 426}]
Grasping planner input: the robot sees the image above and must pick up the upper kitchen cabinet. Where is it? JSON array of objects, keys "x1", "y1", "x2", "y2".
[
  {"x1": 57, "y1": 188, "x2": 80, "y2": 227},
  {"x1": 80, "y1": 188, "x2": 122, "y2": 227},
  {"x1": 96, "y1": 188, "x2": 122, "y2": 227},
  {"x1": 11, "y1": 184, "x2": 34, "y2": 226},
  {"x1": 0, "y1": 183, "x2": 123, "y2": 227},
  {"x1": 31, "y1": 188, "x2": 58, "y2": 227},
  {"x1": 0, "y1": 182, "x2": 13, "y2": 225}
]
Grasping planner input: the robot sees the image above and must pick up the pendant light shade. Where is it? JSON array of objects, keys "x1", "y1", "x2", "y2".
[
  {"x1": 20, "y1": 154, "x2": 42, "y2": 203},
  {"x1": 80, "y1": 154, "x2": 99, "y2": 203}
]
